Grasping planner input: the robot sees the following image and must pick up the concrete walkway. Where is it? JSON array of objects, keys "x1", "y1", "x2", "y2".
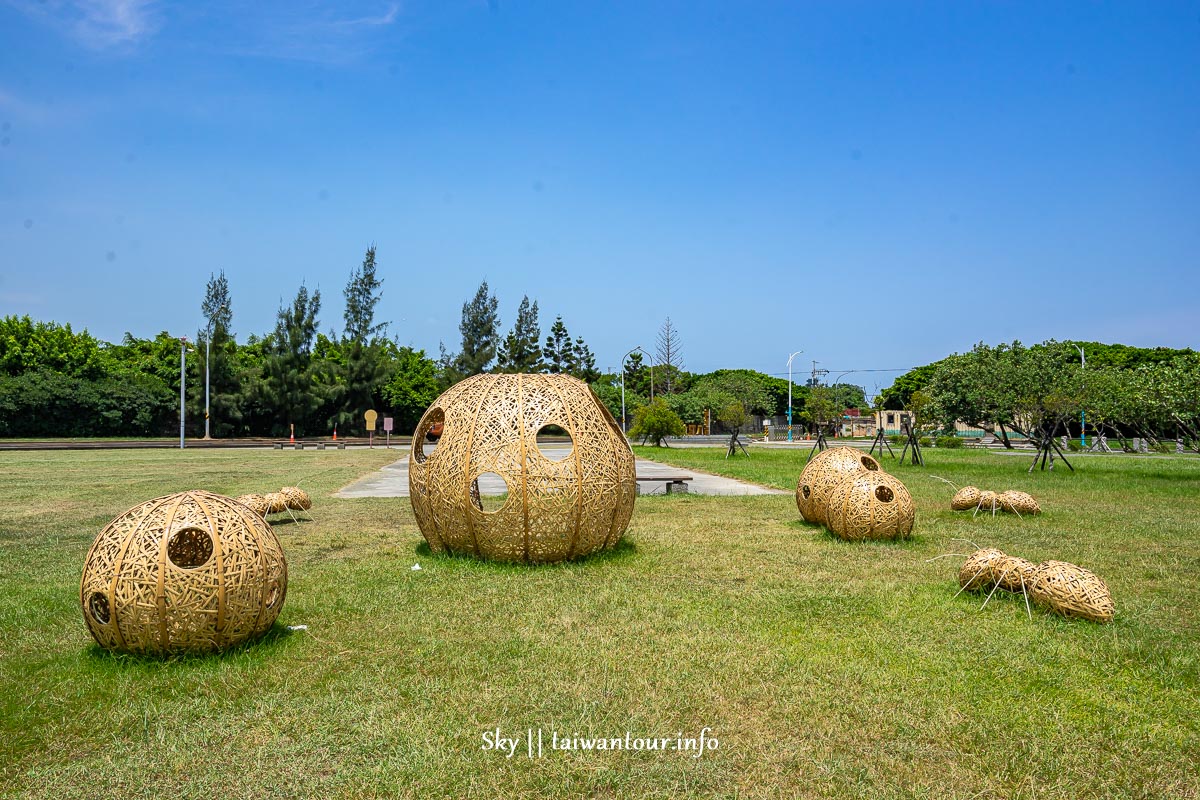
[{"x1": 336, "y1": 445, "x2": 784, "y2": 498}]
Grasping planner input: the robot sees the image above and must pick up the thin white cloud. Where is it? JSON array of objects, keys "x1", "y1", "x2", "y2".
[
  {"x1": 73, "y1": 0, "x2": 157, "y2": 47},
  {"x1": 334, "y1": 3, "x2": 400, "y2": 28},
  {"x1": 4, "y1": 0, "x2": 158, "y2": 50}
]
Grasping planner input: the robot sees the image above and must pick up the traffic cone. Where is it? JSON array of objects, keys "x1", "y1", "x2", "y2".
[
  {"x1": 333, "y1": 425, "x2": 337, "y2": 441},
  {"x1": 290, "y1": 423, "x2": 295, "y2": 443}
]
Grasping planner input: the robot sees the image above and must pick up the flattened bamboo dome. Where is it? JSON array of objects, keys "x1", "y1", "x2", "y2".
[
  {"x1": 408, "y1": 373, "x2": 637, "y2": 564},
  {"x1": 81, "y1": 490, "x2": 288, "y2": 655}
]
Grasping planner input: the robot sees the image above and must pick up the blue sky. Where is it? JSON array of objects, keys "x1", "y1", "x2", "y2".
[{"x1": 1, "y1": 1, "x2": 1197, "y2": 392}]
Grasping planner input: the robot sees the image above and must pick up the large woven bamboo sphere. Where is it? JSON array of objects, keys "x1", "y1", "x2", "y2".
[
  {"x1": 81, "y1": 490, "x2": 288, "y2": 654},
  {"x1": 950, "y1": 486, "x2": 982, "y2": 511},
  {"x1": 408, "y1": 373, "x2": 637, "y2": 563},
  {"x1": 1029, "y1": 560, "x2": 1115, "y2": 623},
  {"x1": 795, "y1": 447, "x2": 881, "y2": 526},
  {"x1": 825, "y1": 471, "x2": 915, "y2": 541}
]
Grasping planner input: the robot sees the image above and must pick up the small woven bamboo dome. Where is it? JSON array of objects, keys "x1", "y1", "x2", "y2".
[
  {"x1": 993, "y1": 554, "x2": 1037, "y2": 592},
  {"x1": 264, "y1": 492, "x2": 288, "y2": 514},
  {"x1": 80, "y1": 490, "x2": 288, "y2": 654},
  {"x1": 958, "y1": 547, "x2": 1006, "y2": 590},
  {"x1": 279, "y1": 486, "x2": 312, "y2": 511},
  {"x1": 795, "y1": 447, "x2": 881, "y2": 526},
  {"x1": 408, "y1": 373, "x2": 636, "y2": 564},
  {"x1": 235, "y1": 494, "x2": 269, "y2": 517},
  {"x1": 951, "y1": 486, "x2": 982, "y2": 511},
  {"x1": 1029, "y1": 560, "x2": 1115, "y2": 623},
  {"x1": 998, "y1": 490, "x2": 1040, "y2": 515},
  {"x1": 825, "y1": 471, "x2": 915, "y2": 541}
]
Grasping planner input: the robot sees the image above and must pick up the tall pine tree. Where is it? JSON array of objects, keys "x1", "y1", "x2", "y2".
[
  {"x1": 452, "y1": 281, "x2": 500, "y2": 376},
  {"x1": 263, "y1": 283, "x2": 325, "y2": 436},
  {"x1": 194, "y1": 270, "x2": 239, "y2": 437},
  {"x1": 338, "y1": 246, "x2": 391, "y2": 428},
  {"x1": 572, "y1": 336, "x2": 599, "y2": 382},
  {"x1": 544, "y1": 315, "x2": 575, "y2": 374},
  {"x1": 497, "y1": 295, "x2": 544, "y2": 373}
]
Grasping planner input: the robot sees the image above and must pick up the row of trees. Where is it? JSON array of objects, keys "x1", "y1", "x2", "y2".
[
  {"x1": 882, "y1": 340, "x2": 1200, "y2": 451},
  {"x1": 0, "y1": 246, "x2": 876, "y2": 439}
]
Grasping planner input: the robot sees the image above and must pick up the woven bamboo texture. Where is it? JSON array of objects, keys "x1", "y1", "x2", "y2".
[
  {"x1": 264, "y1": 492, "x2": 288, "y2": 514},
  {"x1": 408, "y1": 373, "x2": 637, "y2": 564},
  {"x1": 235, "y1": 494, "x2": 269, "y2": 517},
  {"x1": 825, "y1": 471, "x2": 915, "y2": 541},
  {"x1": 951, "y1": 486, "x2": 982, "y2": 511},
  {"x1": 280, "y1": 486, "x2": 312, "y2": 511},
  {"x1": 958, "y1": 547, "x2": 1006, "y2": 590},
  {"x1": 1030, "y1": 560, "x2": 1115, "y2": 623},
  {"x1": 80, "y1": 490, "x2": 288, "y2": 654},
  {"x1": 994, "y1": 554, "x2": 1037, "y2": 592},
  {"x1": 795, "y1": 447, "x2": 880, "y2": 527},
  {"x1": 998, "y1": 490, "x2": 1041, "y2": 515}
]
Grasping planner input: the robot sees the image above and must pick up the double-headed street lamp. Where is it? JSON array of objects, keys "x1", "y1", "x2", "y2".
[{"x1": 786, "y1": 350, "x2": 804, "y2": 442}]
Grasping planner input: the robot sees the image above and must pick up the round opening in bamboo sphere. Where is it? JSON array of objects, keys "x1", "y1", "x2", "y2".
[
  {"x1": 825, "y1": 471, "x2": 915, "y2": 541},
  {"x1": 1029, "y1": 560, "x2": 1115, "y2": 623},
  {"x1": 279, "y1": 486, "x2": 312, "y2": 511},
  {"x1": 951, "y1": 486, "x2": 982, "y2": 511},
  {"x1": 795, "y1": 447, "x2": 880, "y2": 527},
  {"x1": 998, "y1": 490, "x2": 1040, "y2": 516},
  {"x1": 958, "y1": 547, "x2": 1006, "y2": 590},
  {"x1": 235, "y1": 494, "x2": 269, "y2": 517},
  {"x1": 80, "y1": 490, "x2": 288, "y2": 655},
  {"x1": 408, "y1": 373, "x2": 636, "y2": 564}
]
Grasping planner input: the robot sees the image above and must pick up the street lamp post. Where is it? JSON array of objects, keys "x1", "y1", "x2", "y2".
[
  {"x1": 786, "y1": 350, "x2": 803, "y2": 442},
  {"x1": 204, "y1": 326, "x2": 211, "y2": 440},
  {"x1": 179, "y1": 337, "x2": 188, "y2": 449},
  {"x1": 1075, "y1": 345, "x2": 1086, "y2": 448}
]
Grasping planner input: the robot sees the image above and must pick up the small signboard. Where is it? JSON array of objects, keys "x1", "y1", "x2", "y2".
[
  {"x1": 382, "y1": 417, "x2": 393, "y2": 432},
  {"x1": 364, "y1": 409, "x2": 378, "y2": 431}
]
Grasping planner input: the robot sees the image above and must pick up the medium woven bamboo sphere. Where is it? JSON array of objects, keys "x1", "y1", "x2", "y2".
[
  {"x1": 998, "y1": 490, "x2": 1040, "y2": 515},
  {"x1": 795, "y1": 447, "x2": 881, "y2": 526},
  {"x1": 951, "y1": 486, "x2": 982, "y2": 511},
  {"x1": 825, "y1": 471, "x2": 915, "y2": 541},
  {"x1": 280, "y1": 486, "x2": 312, "y2": 511},
  {"x1": 235, "y1": 494, "x2": 270, "y2": 517},
  {"x1": 1029, "y1": 560, "x2": 1115, "y2": 623},
  {"x1": 408, "y1": 373, "x2": 637, "y2": 563},
  {"x1": 81, "y1": 490, "x2": 288, "y2": 654},
  {"x1": 994, "y1": 554, "x2": 1037, "y2": 592},
  {"x1": 264, "y1": 492, "x2": 288, "y2": 514},
  {"x1": 958, "y1": 547, "x2": 1005, "y2": 590}
]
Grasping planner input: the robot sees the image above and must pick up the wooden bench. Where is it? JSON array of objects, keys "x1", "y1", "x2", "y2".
[
  {"x1": 274, "y1": 441, "x2": 345, "y2": 450},
  {"x1": 635, "y1": 475, "x2": 693, "y2": 495}
]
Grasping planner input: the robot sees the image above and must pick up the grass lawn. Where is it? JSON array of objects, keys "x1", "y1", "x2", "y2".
[{"x1": 2, "y1": 446, "x2": 1198, "y2": 798}]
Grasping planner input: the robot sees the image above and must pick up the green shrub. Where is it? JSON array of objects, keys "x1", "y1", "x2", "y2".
[
  {"x1": 628, "y1": 398, "x2": 686, "y2": 446},
  {"x1": 919, "y1": 436, "x2": 932, "y2": 447},
  {"x1": 936, "y1": 435, "x2": 963, "y2": 449},
  {"x1": 888, "y1": 434, "x2": 903, "y2": 445}
]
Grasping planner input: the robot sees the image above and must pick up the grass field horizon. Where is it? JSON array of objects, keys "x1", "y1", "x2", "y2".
[{"x1": 2, "y1": 447, "x2": 1198, "y2": 798}]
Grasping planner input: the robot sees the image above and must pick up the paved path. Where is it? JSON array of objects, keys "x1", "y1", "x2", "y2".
[{"x1": 336, "y1": 445, "x2": 784, "y2": 498}]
